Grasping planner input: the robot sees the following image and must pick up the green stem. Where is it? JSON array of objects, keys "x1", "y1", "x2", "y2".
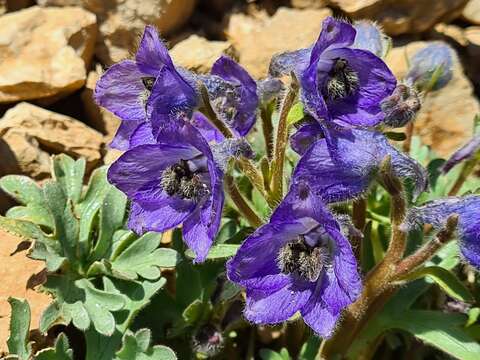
[
  {"x1": 270, "y1": 76, "x2": 299, "y2": 203},
  {"x1": 199, "y1": 83, "x2": 234, "y2": 139},
  {"x1": 225, "y1": 175, "x2": 263, "y2": 228},
  {"x1": 448, "y1": 157, "x2": 477, "y2": 196}
]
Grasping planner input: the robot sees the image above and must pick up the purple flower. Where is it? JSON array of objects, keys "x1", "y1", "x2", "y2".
[
  {"x1": 227, "y1": 184, "x2": 361, "y2": 337},
  {"x1": 442, "y1": 135, "x2": 480, "y2": 173},
  {"x1": 94, "y1": 26, "x2": 187, "y2": 149},
  {"x1": 405, "y1": 196, "x2": 480, "y2": 269},
  {"x1": 107, "y1": 119, "x2": 224, "y2": 262},
  {"x1": 291, "y1": 127, "x2": 428, "y2": 203},
  {"x1": 406, "y1": 42, "x2": 454, "y2": 92},
  {"x1": 200, "y1": 56, "x2": 258, "y2": 137},
  {"x1": 269, "y1": 17, "x2": 396, "y2": 127}
]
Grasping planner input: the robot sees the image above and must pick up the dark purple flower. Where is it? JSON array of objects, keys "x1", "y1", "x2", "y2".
[
  {"x1": 405, "y1": 42, "x2": 454, "y2": 92},
  {"x1": 291, "y1": 127, "x2": 428, "y2": 203},
  {"x1": 227, "y1": 184, "x2": 361, "y2": 337},
  {"x1": 442, "y1": 135, "x2": 480, "y2": 173},
  {"x1": 200, "y1": 56, "x2": 258, "y2": 137},
  {"x1": 95, "y1": 26, "x2": 186, "y2": 150},
  {"x1": 405, "y1": 196, "x2": 480, "y2": 269},
  {"x1": 107, "y1": 119, "x2": 224, "y2": 262},
  {"x1": 269, "y1": 17, "x2": 396, "y2": 127}
]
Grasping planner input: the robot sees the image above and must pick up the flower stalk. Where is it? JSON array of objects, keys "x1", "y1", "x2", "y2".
[
  {"x1": 225, "y1": 175, "x2": 263, "y2": 228},
  {"x1": 270, "y1": 74, "x2": 299, "y2": 204},
  {"x1": 448, "y1": 157, "x2": 477, "y2": 196}
]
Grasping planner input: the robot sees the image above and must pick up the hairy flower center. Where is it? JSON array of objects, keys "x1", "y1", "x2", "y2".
[
  {"x1": 324, "y1": 58, "x2": 359, "y2": 101},
  {"x1": 138, "y1": 76, "x2": 156, "y2": 109},
  {"x1": 160, "y1": 159, "x2": 208, "y2": 201},
  {"x1": 277, "y1": 237, "x2": 329, "y2": 282},
  {"x1": 141, "y1": 76, "x2": 155, "y2": 91}
]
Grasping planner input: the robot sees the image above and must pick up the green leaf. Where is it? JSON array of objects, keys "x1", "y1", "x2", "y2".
[
  {"x1": 39, "y1": 301, "x2": 62, "y2": 333},
  {"x1": 52, "y1": 155, "x2": 86, "y2": 204},
  {"x1": 6, "y1": 204, "x2": 53, "y2": 229},
  {"x1": 78, "y1": 166, "x2": 110, "y2": 212},
  {"x1": 259, "y1": 348, "x2": 291, "y2": 360},
  {"x1": 112, "y1": 232, "x2": 179, "y2": 280},
  {"x1": 401, "y1": 266, "x2": 473, "y2": 302},
  {"x1": 0, "y1": 175, "x2": 44, "y2": 205},
  {"x1": 287, "y1": 102, "x2": 304, "y2": 125},
  {"x1": 35, "y1": 333, "x2": 73, "y2": 360},
  {"x1": 7, "y1": 298, "x2": 32, "y2": 360},
  {"x1": 467, "y1": 308, "x2": 480, "y2": 327},
  {"x1": 185, "y1": 244, "x2": 240, "y2": 260},
  {"x1": 0, "y1": 216, "x2": 45, "y2": 242},
  {"x1": 394, "y1": 310, "x2": 480, "y2": 360},
  {"x1": 298, "y1": 336, "x2": 321, "y2": 360},
  {"x1": 384, "y1": 131, "x2": 407, "y2": 141},
  {"x1": 116, "y1": 329, "x2": 177, "y2": 360},
  {"x1": 90, "y1": 187, "x2": 127, "y2": 261}
]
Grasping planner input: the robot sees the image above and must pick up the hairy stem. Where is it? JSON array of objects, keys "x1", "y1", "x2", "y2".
[
  {"x1": 225, "y1": 175, "x2": 263, "y2": 228},
  {"x1": 402, "y1": 122, "x2": 414, "y2": 153},
  {"x1": 396, "y1": 215, "x2": 458, "y2": 277},
  {"x1": 352, "y1": 199, "x2": 367, "y2": 259},
  {"x1": 448, "y1": 158, "x2": 477, "y2": 196},
  {"x1": 270, "y1": 76, "x2": 299, "y2": 203},
  {"x1": 318, "y1": 161, "x2": 407, "y2": 359},
  {"x1": 261, "y1": 102, "x2": 275, "y2": 160},
  {"x1": 199, "y1": 83, "x2": 234, "y2": 138}
]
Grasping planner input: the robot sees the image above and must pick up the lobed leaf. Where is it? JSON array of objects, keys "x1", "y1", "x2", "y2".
[
  {"x1": 7, "y1": 298, "x2": 32, "y2": 360},
  {"x1": 185, "y1": 244, "x2": 240, "y2": 260},
  {"x1": 35, "y1": 333, "x2": 73, "y2": 360},
  {"x1": 52, "y1": 155, "x2": 86, "y2": 204},
  {"x1": 0, "y1": 175, "x2": 44, "y2": 205}
]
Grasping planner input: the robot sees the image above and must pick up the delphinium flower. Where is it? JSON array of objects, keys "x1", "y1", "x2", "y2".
[
  {"x1": 94, "y1": 25, "x2": 196, "y2": 150},
  {"x1": 227, "y1": 183, "x2": 362, "y2": 337},
  {"x1": 269, "y1": 16, "x2": 396, "y2": 127},
  {"x1": 96, "y1": 26, "x2": 259, "y2": 149},
  {"x1": 290, "y1": 126, "x2": 428, "y2": 203},
  {"x1": 404, "y1": 196, "x2": 480, "y2": 268},
  {"x1": 107, "y1": 117, "x2": 224, "y2": 262}
]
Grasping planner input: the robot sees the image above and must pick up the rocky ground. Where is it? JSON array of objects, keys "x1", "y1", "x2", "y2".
[{"x1": 0, "y1": 0, "x2": 480, "y2": 351}]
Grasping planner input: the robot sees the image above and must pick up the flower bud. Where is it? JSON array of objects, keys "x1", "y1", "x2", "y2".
[
  {"x1": 257, "y1": 77, "x2": 284, "y2": 104},
  {"x1": 192, "y1": 324, "x2": 224, "y2": 357},
  {"x1": 406, "y1": 42, "x2": 454, "y2": 92},
  {"x1": 212, "y1": 138, "x2": 255, "y2": 171},
  {"x1": 353, "y1": 20, "x2": 391, "y2": 58},
  {"x1": 381, "y1": 83, "x2": 421, "y2": 128}
]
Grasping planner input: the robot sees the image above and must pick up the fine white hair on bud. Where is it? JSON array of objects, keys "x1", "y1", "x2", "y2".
[{"x1": 381, "y1": 83, "x2": 421, "y2": 128}]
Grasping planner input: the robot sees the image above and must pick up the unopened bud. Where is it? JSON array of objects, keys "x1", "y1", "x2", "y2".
[
  {"x1": 406, "y1": 42, "x2": 454, "y2": 92},
  {"x1": 257, "y1": 77, "x2": 284, "y2": 104},
  {"x1": 353, "y1": 20, "x2": 391, "y2": 58},
  {"x1": 192, "y1": 324, "x2": 224, "y2": 357},
  {"x1": 212, "y1": 138, "x2": 255, "y2": 171},
  {"x1": 381, "y1": 83, "x2": 421, "y2": 128}
]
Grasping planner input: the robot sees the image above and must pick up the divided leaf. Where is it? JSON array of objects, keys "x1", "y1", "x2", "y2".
[
  {"x1": 35, "y1": 333, "x2": 73, "y2": 360},
  {"x1": 7, "y1": 298, "x2": 32, "y2": 360}
]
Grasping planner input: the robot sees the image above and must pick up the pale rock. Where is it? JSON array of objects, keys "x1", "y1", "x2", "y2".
[
  {"x1": 39, "y1": 0, "x2": 197, "y2": 65},
  {"x1": 0, "y1": 103, "x2": 104, "y2": 179},
  {"x1": 227, "y1": 7, "x2": 332, "y2": 79},
  {"x1": 0, "y1": 6, "x2": 97, "y2": 103},
  {"x1": 463, "y1": 0, "x2": 480, "y2": 24},
  {"x1": 170, "y1": 35, "x2": 238, "y2": 73},
  {"x1": 81, "y1": 66, "x2": 121, "y2": 140},
  {"x1": 291, "y1": 0, "x2": 328, "y2": 8},
  {"x1": 385, "y1": 41, "x2": 480, "y2": 157},
  {"x1": 103, "y1": 148, "x2": 123, "y2": 165},
  {"x1": 0, "y1": 230, "x2": 51, "y2": 353},
  {"x1": 327, "y1": 0, "x2": 468, "y2": 35},
  {"x1": 432, "y1": 23, "x2": 469, "y2": 46}
]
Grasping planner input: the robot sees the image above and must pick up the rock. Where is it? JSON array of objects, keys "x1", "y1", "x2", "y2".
[
  {"x1": 463, "y1": 0, "x2": 480, "y2": 24},
  {"x1": 7, "y1": 0, "x2": 34, "y2": 11},
  {"x1": 81, "y1": 66, "x2": 121, "y2": 140},
  {"x1": 0, "y1": 6, "x2": 96, "y2": 104},
  {"x1": 0, "y1": 103, "x2": 104, "y2": 179},
  {"x1": 170, "y1": 35, "x2": 238, "y2": 73},
  {"x1": 385, "y1": 41, "x2": 480, "y2": 157},
  {"x1": 327, "y1": 0, "x2": 468, "y2": 35},
  {"x1": 39, "y1": 0, "x2": 197, "y2": 65},
  {"x1": 432, "y1": 23, "x2": 469, "y2": 46},
  {"x1": 290, "y1": 0, "x2": 328, "y2": 8},
  {"x1": 227, "y1": 7, "x2": 332, "y2": 79},
  {"x1": 464, "y1": 26, "x2": 480, "y2": 86},
  {"x1": 103, "y1": 148, "x2": 123, "y2": 165},
  {"x1": 0, "y1": 230, "x2": 51, "y2": 353}
]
